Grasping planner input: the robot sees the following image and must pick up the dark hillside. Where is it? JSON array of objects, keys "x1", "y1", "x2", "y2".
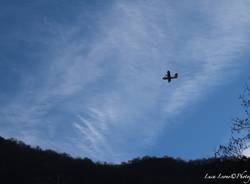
[{"x1": 0, "y1": 136, "x2": 249, "y2": 184}]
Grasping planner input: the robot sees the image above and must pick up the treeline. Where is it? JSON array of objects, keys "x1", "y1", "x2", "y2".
[{"x1": 0, "y1": 136, "x2": 250, "y2": 184}]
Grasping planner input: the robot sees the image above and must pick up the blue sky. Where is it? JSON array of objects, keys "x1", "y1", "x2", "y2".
[{"x1": 0, "y1": 0, "x2": 250, "y2": 163}]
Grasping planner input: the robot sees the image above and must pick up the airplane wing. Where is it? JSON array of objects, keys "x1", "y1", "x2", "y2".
[{"x1": 167, "y1": 71, "x2": 170, "y2": 78}]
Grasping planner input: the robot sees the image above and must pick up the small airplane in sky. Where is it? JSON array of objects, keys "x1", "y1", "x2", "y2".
[{"x1": 162, "y1": 70, "x2": 178, "y2": 83}]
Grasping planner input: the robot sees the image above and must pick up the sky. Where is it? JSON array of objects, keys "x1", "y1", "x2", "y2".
[{"x1": 0, "y1": 0, "x2": 250, "y2": 163}]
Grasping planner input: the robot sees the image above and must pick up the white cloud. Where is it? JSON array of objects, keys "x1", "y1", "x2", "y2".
[
  {"x1": 1, "y1": 0, "x2": 250, "y2": 162},
  {"x1": 243, "y1": 146, "x2": 250, "y2": 157}
]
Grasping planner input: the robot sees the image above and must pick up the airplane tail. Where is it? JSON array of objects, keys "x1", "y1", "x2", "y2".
[{"x1": 174, "y1": 73, "x2": 178, "y2": 78}]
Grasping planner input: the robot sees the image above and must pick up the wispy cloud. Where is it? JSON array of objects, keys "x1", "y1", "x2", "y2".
[
  {"x1": 163, "y1": 0, "x2": 250, "y2": 116},
  {"x1": 73, "y1": 114, "x2": 115, "y2": 161},
  {"x1": 0, "y1": 0, "x2": 250, "y2": 162}
]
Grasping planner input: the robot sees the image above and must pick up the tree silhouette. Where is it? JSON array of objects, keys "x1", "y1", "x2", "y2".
[
  {"x1": 1, "y1": 136, "x2": 250, "y2": 184},
  {"x1": 216, "y1": 83, "x2": 250, "y2": 157}
]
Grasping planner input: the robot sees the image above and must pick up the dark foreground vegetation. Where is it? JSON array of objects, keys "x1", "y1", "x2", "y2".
[{"x1": 1, "y1": 136, "x2": 250, "y2": 184}]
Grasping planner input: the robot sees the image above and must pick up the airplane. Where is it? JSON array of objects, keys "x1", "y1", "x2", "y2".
[{"x1": 162, "y1": 70, "x2": 178, "y2": 82}]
